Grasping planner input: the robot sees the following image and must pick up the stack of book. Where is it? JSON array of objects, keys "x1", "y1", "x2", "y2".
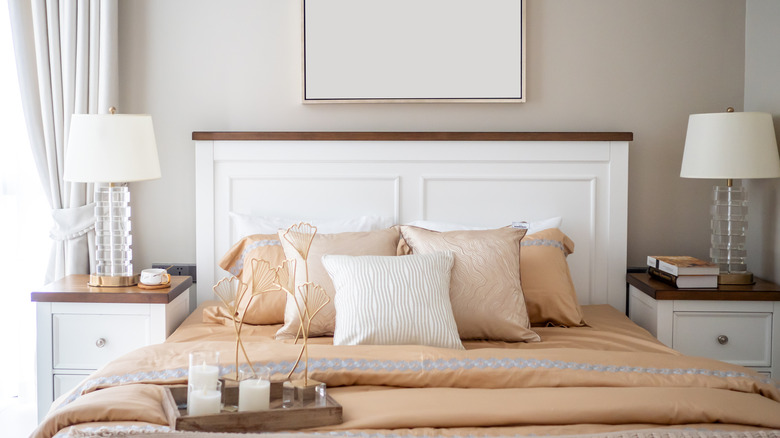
[{"x1": 646, "y1": 256, "x2": 719, "y2": 288}]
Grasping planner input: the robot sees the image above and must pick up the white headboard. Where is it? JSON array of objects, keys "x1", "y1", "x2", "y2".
[{"x1": 194, "y1": 132, "x2": 631, "y2": 312}]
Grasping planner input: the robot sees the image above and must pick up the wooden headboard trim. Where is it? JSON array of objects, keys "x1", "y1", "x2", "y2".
[{"x1": 192, "y1": 132, "x2": 634, "y2": 142}]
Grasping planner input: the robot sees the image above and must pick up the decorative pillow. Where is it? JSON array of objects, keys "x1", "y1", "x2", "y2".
[
  {"x1": 220, "y1": 234, "x2": 285, "y2": 277},
  {"x1": 399, "y1": 226, "x2": 540, "y2": 342},
  {"x1": 275, "y1": 227, "x2": 401, "y2": 339},
  {"x1": 322, "y1": 252, "x2": 463, "y2": 349},
  {"x1": 521, "y1": 228, "x2": 585, "y2": 327},
  {"x1": 229, "y1": 213, "x2": 393, "y2": 238},
  {"x1": 218, "y1": 234, "x2": 287, "y2": 325}
]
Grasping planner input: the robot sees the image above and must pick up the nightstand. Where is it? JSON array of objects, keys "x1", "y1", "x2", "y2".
[
  {"x1": 31, "y1": 274, "x2": 193, "y2": 420},
  {"x1": 627, "y1": 273, "x2": 780, "y2": 379}
]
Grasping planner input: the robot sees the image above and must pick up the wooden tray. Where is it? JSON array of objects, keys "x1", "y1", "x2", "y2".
[{"x1": 162, "y1": 382, "x2": 343, "y2": 432}]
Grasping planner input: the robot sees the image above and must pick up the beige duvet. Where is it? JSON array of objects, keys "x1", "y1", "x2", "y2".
[{"x1": 34, "y1": 305, "x2": 780, "y2": 438}]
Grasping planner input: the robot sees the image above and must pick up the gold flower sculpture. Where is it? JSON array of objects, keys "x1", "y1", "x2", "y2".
[
  {"x1": 280, "y1": 223, "x2": 331, "y2": 387},
  {"x1": 212, "y1": 222, "x2": 330, "y2": 388},
  {"x1": 211, "y1": 275, "x2": 251, "y2": 380}
]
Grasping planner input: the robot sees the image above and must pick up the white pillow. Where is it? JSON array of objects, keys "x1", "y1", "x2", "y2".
[
  {"x1": 229, "y1": 213, "x2": 394, "y2": 238},
  {"x1": 322, "y1": 252, "x2": 464, "y2": 350},
  {"x1": 525, "y1": 217, "x2": 563, "y2": 234},
  {"x1": 406, "y1": 217, "x2": 562, "y2": 235}
]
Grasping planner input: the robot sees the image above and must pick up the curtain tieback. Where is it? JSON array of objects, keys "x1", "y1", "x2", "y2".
[{"x1": 50, "y1": 203, "x2": 95, "y2": 241}]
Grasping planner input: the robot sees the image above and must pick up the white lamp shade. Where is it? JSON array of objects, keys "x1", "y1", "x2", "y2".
[
  {"x1": 680, "y1": 111, "x2": 780, "y2": 179},
  {"x1": 65, "y1": 114, "x2": 162, "y2": 183}
]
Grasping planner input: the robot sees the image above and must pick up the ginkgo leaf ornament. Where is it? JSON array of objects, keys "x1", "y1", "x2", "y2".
[
  {"x1": 212, "y1": 276, "x2": 245, "y2": 316},
  {"x1": 283, "y1": 222, "x2": 317, "y2": 261},
  {"x1": 250, "y1": 258, "x2": 279, "y2": 296}
]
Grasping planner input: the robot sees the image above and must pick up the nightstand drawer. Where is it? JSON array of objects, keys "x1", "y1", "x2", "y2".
[
  {"x1": 672, "y1": 311, "x2": 772, "y2": 367},
  {"x1": 52, "y1": 313, "x2": 151, "y2": 369},
  {"x1": 53, "y1": 373, "x2": 88, "y2": 400}
]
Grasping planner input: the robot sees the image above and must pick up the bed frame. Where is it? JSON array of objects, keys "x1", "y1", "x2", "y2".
[{"x1": 193, "y1": 132, "x2": 632, "y2": 312}]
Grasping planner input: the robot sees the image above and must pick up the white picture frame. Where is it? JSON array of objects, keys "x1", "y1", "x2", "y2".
[{"x1": 302, "y1": 0, "x2": 526, "y2": 103}]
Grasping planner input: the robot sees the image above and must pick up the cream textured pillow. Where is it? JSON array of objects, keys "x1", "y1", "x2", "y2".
[
  {"x1": 275, "y1": 227, "x2": 401, "y2": 339},
  {"x1": 399, "y1": 226, "x2": 540, "y2": 342},
  {"x1": 322, "y1": 252, "x2": 463, "y2": 349},
  {"x1": 521, "y1": 228, "x2": 585, "y2": 327}
]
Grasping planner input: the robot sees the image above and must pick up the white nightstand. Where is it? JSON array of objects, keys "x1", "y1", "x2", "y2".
[
  {"x1": 31, "y1": 275, "x2": 193, "y2": 421},
  {"x1": 627, "y1": 273, "x2": 780, "y2": 379}
]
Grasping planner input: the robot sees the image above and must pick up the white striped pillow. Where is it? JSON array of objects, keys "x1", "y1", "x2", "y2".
[{"x1": 322, "y1": 252, "x2": 463, "y2": 350}]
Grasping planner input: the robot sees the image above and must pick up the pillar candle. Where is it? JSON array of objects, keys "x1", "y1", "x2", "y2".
[
  {"x1": 188, "y1": 387, "x2": 221, "y2": 416},
  {"x1": 238, "y1": 378, "x2": 271, "y2": 411},
  {"x1": 189, "y1": 364, "x2": 219, "y2": 389}
]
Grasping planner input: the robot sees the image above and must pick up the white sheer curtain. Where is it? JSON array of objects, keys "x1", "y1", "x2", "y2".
[
  {"x1": 0, "y1": 0, "x2": 47, "y2": 407},
  {"x1": 8, "y1": 0, "x2": 118, "y2": 282}
]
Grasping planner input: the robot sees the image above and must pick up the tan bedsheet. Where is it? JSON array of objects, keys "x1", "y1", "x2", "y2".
[
  {"x1": 35, "y1": 305, "x2": 780, "y2": 438},
  {"x1": 176, "y1": 303, "x2": 678, "y2": 354}
]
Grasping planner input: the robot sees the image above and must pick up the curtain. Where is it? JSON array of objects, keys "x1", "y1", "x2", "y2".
[{"x1": 9, "y1": 0, "x2": 118, "y2": 282}]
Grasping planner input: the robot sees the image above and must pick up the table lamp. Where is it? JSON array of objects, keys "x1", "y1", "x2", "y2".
[
  {"x1": 64, "y1": 108, "x2": 161, "y2": 286},
  {"x1": 680, "y1": 108, "x2": 780, "y2": 285}
]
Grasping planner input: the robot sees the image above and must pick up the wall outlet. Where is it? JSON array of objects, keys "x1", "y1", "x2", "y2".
[{"x1": 152, "y1": 263, "x2": 197, "y2": 283}]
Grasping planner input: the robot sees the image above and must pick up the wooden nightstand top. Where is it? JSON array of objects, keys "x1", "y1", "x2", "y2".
[
  {"x1": 31, "y1": 274, "x2": 193, "y2": 304},
  {"x1": 627, "y1": 272, "x2": 780, "y2": 301}
]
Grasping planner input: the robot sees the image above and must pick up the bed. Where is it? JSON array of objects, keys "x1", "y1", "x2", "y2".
[{"x1": 32, "y1": 132, "x2": 780, "y2": 438}]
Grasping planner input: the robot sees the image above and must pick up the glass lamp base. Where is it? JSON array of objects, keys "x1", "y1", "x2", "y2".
[
  {"x1": 88, "y1": 273, "x2": 140, "y2": 287},
  {"x1": 94, "y1": 184, "x2": 135, "y2": 280},
  {"x1": 710, "y1": 185, "x2": 751, "y2": 281},
  {"x1": 718, "y1": 272, "x2": 754, "y2": 285}
]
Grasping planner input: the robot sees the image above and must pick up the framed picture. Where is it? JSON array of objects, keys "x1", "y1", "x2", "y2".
[{"x1": 302, "y1": 0, "x2": 526, "y2": 103}]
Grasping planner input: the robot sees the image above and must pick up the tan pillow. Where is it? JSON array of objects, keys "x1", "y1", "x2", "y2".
[
  {"x1": 399, "y1": 226, "x2": 540, "y2": 342},
  {"x1": 276, "y1": 227, "x2": 401, "y2": 339},
  {"x1": 218, "y1": 234, "x2": 287, "y2": 324},
  {"x1": 34, "y1": 384, "x2": 171, "y2": 438},
  {"x1": 521, "y1": 228, "x2": 585, "y2": 327}
]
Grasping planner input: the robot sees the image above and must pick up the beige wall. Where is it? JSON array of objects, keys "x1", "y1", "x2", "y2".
[
  {"x1": 118, "y1": 1, "x2": 746, "y2": 278},
  {"x1": 745, "y1": 0, "x2": 780, "y2": 283}
]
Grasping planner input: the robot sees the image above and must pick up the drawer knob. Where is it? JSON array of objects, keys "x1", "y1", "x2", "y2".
[
  {"x1": 95, "y1": 338, "x2": 107, "y2": 348},
  {"x1": 717, "y1": 335, "x2": 729, "y2": 345}
]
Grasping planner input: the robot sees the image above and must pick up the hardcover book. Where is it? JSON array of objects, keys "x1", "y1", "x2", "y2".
[
  {"x1": 647, "y1": 256, "x2": 719, "y2": 276},
  {"x1": 648, "y1": 266, "x2": 718, "y2": 289}
]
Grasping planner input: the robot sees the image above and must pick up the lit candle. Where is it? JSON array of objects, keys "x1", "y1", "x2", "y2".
[
  {"x1": 238, "y1": 378, "x2": 271, "y2": 411},
  {"x1": 189, "y1": 364, "x2": 219, "y2": 389},
  {"x1": 188, "y1": 351, "x2": 220, "y2": 389},
  {"x1": 187, "y1": 384, "x2": 221, "y2": 416}
]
